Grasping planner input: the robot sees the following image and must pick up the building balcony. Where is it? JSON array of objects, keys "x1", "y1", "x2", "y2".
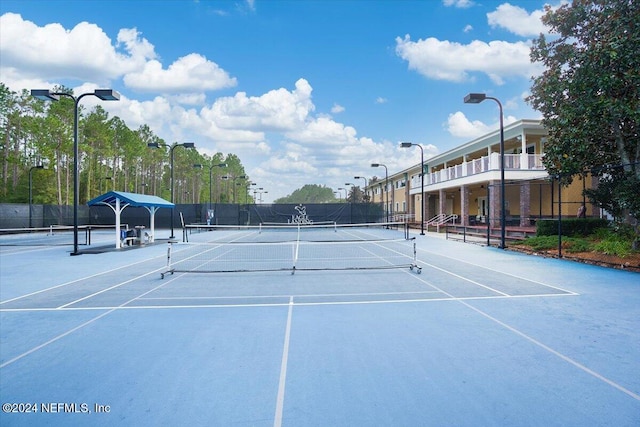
[{"x1": 409, "y1": 153, "x2": 546, "y2": 192}]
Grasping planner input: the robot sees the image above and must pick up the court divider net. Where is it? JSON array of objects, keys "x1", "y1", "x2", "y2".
[{"x1": 163, "y1": 222, "x2": 421, "y2": 277}]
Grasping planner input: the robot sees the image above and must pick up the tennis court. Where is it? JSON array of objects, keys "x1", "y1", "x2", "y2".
[{"x1": 1, "y1": 224, "x2": 639, "y2": 426}]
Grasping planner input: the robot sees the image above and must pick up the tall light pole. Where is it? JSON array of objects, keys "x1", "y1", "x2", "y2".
[
  {"x1": 401, "y1": 142, "x2": 425, "y2": 235},
  {"x1": 253, "y1": 187, "x2": 264, "y2": 203},
  {"x1": 338, "y1": 187, "x2": 347, "y2": 200},
  {"x1": 193, "y1": 163, "x2": 227, "y2": 210},
  {"x1": 371, "y1": 163, "x2": 389, "y2": 223},
  {"x1": 29, "y1": 164, "x2": 45, "y2": 228},
  {"x1": 464, "y1": 93, "x2": 505, "y2": 249},
  {"x1": 148, "y1": 141, "x2": 196, "y2": 238},
  {"x1": 246, "y1": 182, "x2": 257, "y2": 204},
  {"x1": 232, "y1": 175, "x2": 247, "y2": 203},
  {"x1": 31, "y1": 89, "x2": 120, "y2": 255},
  {"x1": 354, "y1": 176, "x2": 368, "y2": 198},
  {"x1": 354, "y1": 175, "x2": 369, "y2": 222},
  {"x1": 344, "y1": 182, "x2": 355, "y2": 202}
]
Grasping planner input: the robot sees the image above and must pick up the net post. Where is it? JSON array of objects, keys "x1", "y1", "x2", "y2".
[{"x1": 162, "y1": 240, "x2": 176, "y2": 279}]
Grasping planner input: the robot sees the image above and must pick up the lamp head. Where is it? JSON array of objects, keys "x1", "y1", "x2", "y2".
[
  {"x1": 193, "y1": 164, "x2": 203, "y2": 169},
  {"x1": 94, "y1": 89, "x2": 120, "y2": 101},
  {"x1": 181, "y1": 142, "x2": 195, "y2": 148},
  {"x1": 400, "y1": 142, "x2": 413, "y2": 148},
  {"x1": 31, "y1": 89, "x2": 59, "y2": 102},
  {"x1": 147, "y1": 142, "x2": 160, "y2": 148},
  {"x1": 371, "y1": 163, "x2": 380, "y2": 167},
  {"x1": 464, "y1": 93, "x2": 486, "y2": 104}
]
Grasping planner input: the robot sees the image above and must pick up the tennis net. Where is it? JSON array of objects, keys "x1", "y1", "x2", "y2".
[{"x1": 164, "y1": 222, "x2": 421, "y2": 277}]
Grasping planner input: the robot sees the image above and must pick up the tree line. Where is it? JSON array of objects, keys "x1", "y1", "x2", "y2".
[
  {"x1": 273, "y1": 184, "x2": 369, "y2": 204},
  {"x1": 0, "y1": 84, "x2": 253, "y2": 206}
]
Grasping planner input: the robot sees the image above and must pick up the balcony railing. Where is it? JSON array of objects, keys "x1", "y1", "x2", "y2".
[{"x1": 410, "y1": 153, "x2": 545, "y2": 188}]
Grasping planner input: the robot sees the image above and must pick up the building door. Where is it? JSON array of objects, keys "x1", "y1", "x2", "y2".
[{"x1": 477, "y1": 197, "x2": 487, "y2": 223}]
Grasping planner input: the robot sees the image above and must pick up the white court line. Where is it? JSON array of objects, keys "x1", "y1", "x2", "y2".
[
  {"x1": 0, "y1": 254, "x2": 166, "y2": 305},
  {"x1": 57, "y1": 268, "x2": 164, "y2": 309},
  {"x1": 273, "y1": 296, "x2": 293, "y2": 427},
  {"x1": 417, "y1": 260, "x2": 511, "y2": 296},
  {"x1": 461, "y1": 300, "x2": 640, "y2": 401},
  {"x1": 137, "y1": 290, "x2": 442, "y2": 300},
  {"x1": 0, "y1": 270, "x2": 179, "y2": 369},
  {"x1": 416, "y1": 245, "x2": 579, "y2": 296},
  {"x1": 406, "y1": 267, "x2": 640, "y2": 402},
  {"x1": 0, "y1": 292, "x2": 577, "y2": 313},
  {"x1": 0, "y1": 245, "x2": 66, "y2": 256}
]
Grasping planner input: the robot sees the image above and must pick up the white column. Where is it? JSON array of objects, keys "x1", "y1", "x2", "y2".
[
  {"x1": 115, "y1": 198, "x2": 121, "y2": 249},
  {"x1": 520, "y1": 132, "x2": 528, "y2": 169},
  {"x1": 149, "y1": 207, "x2": 157, "y2": 243}
]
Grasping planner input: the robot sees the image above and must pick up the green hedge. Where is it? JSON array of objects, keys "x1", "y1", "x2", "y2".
[{"x1": 536, "y1": 218, "x2": 609, "y2": 237}]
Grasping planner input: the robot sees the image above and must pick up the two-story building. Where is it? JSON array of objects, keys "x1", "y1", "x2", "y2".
[{"x1": 368, "y1": 119, "x2": 594, "y2": 228}]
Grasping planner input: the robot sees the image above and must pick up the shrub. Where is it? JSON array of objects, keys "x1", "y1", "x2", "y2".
[{"x1": 536, "y1": 218, "x2": 609, "y2": 237}]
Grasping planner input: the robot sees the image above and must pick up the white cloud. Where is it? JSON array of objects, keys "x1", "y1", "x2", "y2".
[
  {"x1": 0, "y1": 13, "x2": 154, "y2": 83},
  {"x1": 446, "y1": 111, "x2": 490, "y2": 138},
  {"x1": 375, "y1": 97, "x2": 388, "y2": 104},
  {"x1": 463, "y1": 24, "x2": 473, "y2": 33},
  {"x1": 202, "y1": 78, "x2": 314, "y2": 132},
  {"x1": 0, "y1": 13, "x2": 454, "y2": 201},
  {"x1": 442, "y1": 0, "x2": 474, "y2": 8},
  {"x1": 446, "y1": 111, "x2": 518, "y2": 138},
  {"x1": 331, "y1": 103, "x2": 345, "y2": 114},
  {"x1": 123, "y1": 53, "x2": 237, "y2": 94},
  {"x1": 0, "y1": 13, "x2": 237, "y2": 99},
  {"x1": 395, "y1": 35, "x2": 541, "y2": 85},
  {"x1": 486, "y1": 3, "x2": 548, "y2": 37}
]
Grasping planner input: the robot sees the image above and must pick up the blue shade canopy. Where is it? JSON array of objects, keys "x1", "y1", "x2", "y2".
[{"x1": 87, "y1": 191, "x2": 174, "y2": 208}]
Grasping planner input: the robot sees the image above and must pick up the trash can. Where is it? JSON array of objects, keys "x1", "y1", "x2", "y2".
[{"x1": 135, "y1": 226, "x2": 146, "y2": 245}]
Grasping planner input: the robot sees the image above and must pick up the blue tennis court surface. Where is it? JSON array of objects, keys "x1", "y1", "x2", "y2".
[{"x1": 1, "y1": 228, "x2": 639, "y2": 426}]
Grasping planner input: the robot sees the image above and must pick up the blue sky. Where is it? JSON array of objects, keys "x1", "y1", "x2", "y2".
[{"x1": 0, "y1": 0, "x2": 555, "y2": 201}]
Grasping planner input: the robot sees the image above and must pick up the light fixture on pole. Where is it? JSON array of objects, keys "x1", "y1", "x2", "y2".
[
  {"x1": 354, "y1": 175, "x2": 370, "y2": 222},
  {"x1": 253, "y1": 187, "x2": 263, "y2": 203},
  {"x1": 31, "y1": 88, "x2": 120, "y2": 255},
  {"x1": 232, "y1": 175, "x2": 247, "y2": 203},
  {"x1": 148, "y1": 141, "x2": 196, "y2": 238},
  {"x1": 353, "y1": 176, "x2": 368, "y2": 197},
  {"x1": 194, "y1": 162, "x2": 227, "y2": 210},
  {"x1": 371, "y1": 163, "x2": 389, "y2": 223},
  {"x1": 338, "y1": 187, "x2": 347, "y2": 200},
  {"x1": 344, "y1": 182, "x2": 355, "y2": 202},
  {"x1": 464, "y1": 92, "x2": 505, "y2": 249},
  {"x1": 29, "y1": 164, "x2": 45, "y2": 228},
  {"x1": 400, "y1": 142, "x2": 425, "y2": 235}
]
